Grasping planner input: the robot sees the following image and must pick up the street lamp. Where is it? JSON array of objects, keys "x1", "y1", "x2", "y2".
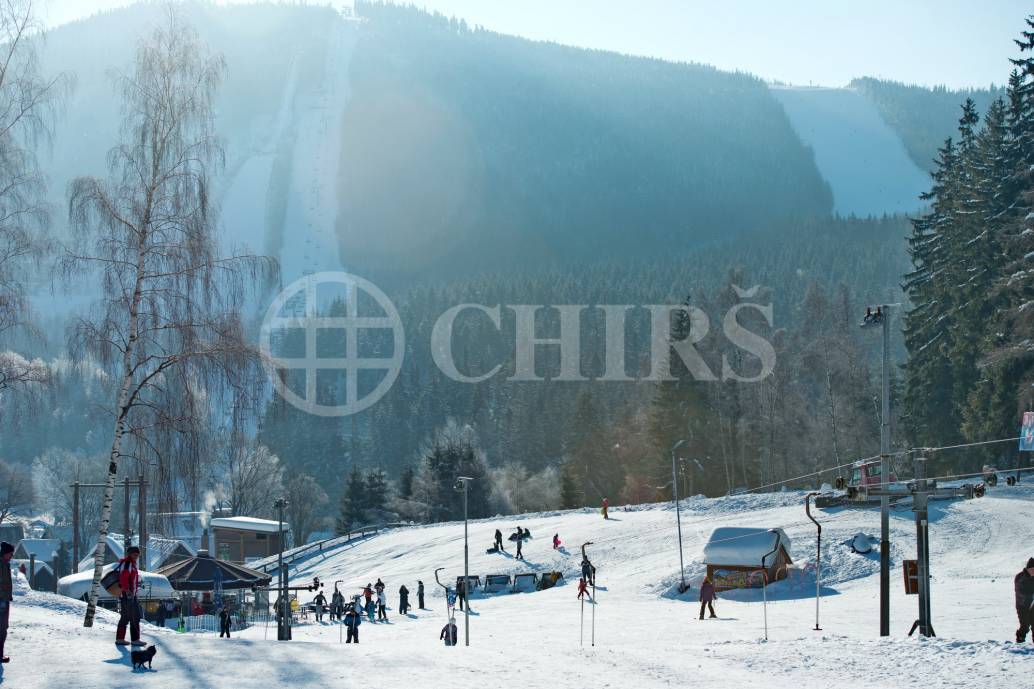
[
  {"x1": 671, "y1": 439, "x2": 688, "y2": 594},
  {"x1": 455, "y1": 476, "x2": 473, "y2": 647},
  {"x1": 274, "y1": 497, "x2": 291, "y2": 641},
  {"x1": 860, "y1": 303, "x2": 896, "y2": 637}
]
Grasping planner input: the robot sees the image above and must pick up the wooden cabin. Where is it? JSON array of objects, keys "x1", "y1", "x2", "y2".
[{"x1": 702, "y1": 527, "x2": 793, "y2": 591}]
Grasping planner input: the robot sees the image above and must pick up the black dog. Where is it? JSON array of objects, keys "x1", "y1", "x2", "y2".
[{"x1": 130, "y1": 645, "x2": 157, "y2": 670}]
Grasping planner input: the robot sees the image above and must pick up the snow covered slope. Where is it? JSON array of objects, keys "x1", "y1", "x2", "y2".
[
  {"x1": 771, "y1": 86, "x2": 931, "y2": 217},
  {"x1": 7, "y1": 487, "x2": 1033, "y2": 688}
]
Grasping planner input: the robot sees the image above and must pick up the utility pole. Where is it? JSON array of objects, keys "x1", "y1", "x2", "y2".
[
  {"x1": 910, "y1": 455, "x2": 935, "y2": 637},
  {"x1": 457, "y1": 476, "x2": 473, "y2": 647},
  {"x1": 72, "y1": 481, "x2": 80, "y2": 568},
  {"x1": 274, "y1": 497, "x2": 291, "y2": 641},
  {"x1": 861, "y1": 304, "x2": 893, "y2": 636},
  {"x1": 671, "y1": 439, "x2": 687, "y2": 593},
  {"x1": 868, "y1": 452, "x2": 978, "y2": 637}
]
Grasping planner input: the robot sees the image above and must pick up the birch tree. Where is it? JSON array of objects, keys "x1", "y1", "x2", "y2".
[
  {"x1": 63, "y1": 13, "x2": 274, "y2": 628},
  {"x1": 0, "y1": 0, "x2": 69, "y2": 395}
]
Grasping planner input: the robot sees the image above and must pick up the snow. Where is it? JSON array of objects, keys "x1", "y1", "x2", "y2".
[
  {"x1": 702, "y1": 527, "x2": 791, "y2": 567},
  {"x1": 5, "y1": 488, "x2": 1034, "y2": 687},
  {"x1": 209, "y1": 517, "x2": 289, "y2": 534}
]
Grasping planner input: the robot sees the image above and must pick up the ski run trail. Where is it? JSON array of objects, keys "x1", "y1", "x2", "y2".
[{"x1": 6, "y1": 485, "x2": 1033, "y2": 688}]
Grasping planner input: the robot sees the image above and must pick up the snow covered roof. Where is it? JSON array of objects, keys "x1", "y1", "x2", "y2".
[
  {"x1": 77, "y1": 534, "x2": 196, "y2": 572},
  {"x1": 702, "y1": 527, "x2": 792, "y2": 568},
  {"x1": 58, "y1": 564, "x2": 176, "y2": 601},
  {"x1": 210, "y1": 516, "x2": 288, "y2": 534},
  {"x1": 11, "y1": 559, "x2": 53, "y2": 577},
  {"x1": 14, "y1": 538, "x2": 61, "y2": 562}
]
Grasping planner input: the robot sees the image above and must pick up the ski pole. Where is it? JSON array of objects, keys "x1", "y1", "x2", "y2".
[{"x1": 580, "y1": 594, "x2": 584, "y2": 647}]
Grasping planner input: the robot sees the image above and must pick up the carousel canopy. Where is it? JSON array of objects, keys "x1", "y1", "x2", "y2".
[{"x1": 156, "y1": 551, "x2": 271, "y2": 591}]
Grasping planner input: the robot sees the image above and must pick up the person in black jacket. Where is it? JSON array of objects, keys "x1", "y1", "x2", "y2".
[
  {"x1": 494, "y1": 529, "x2": 504, "y2": 551},
  {"x1": 218, "y1": 608, "x2": 232, "y2": 638},
  {"x1": 1015, "y1": 557, "x2": 1034, "y2": 642},
  {"x1": 417, "y1": 581, "x2": 425, "y2": 609},
  {"x1": 344, "y1": 602, "x2": 361, "y2": 643},
  {"x1": 399, "y1": 585, "x2": 410, "y2": 615}
]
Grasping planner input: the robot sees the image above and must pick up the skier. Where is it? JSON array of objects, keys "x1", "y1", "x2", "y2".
[
  {"x1": 366, "y1": 594, "x2": 376, "y2": 623},
  {"x1": 494, "y1": 529, "x2": 505, "y2": 551},
  {"x1": 115, "y1": 545, "x2": 146, "y2": 647},
  {"x1": 440, "y1": 617, "x2": 458, "y2": 646},
  {"x1": 580, "y1": 543, "x2": 596, "y2": 587},
  {"x1": 516, "y1": 535, "x2": 524, "y2": 560},
  {"x1": 0, "y1": 542, "x2": 13, "y2": 663},
  {"x1": 399, "y1": 584, "x2": 410, "y2": 615},
  {"x1": 1015, "y1": 557, "x2": 1034, "y2": 642},
  {"x1": 417, "y1": 581, "x2": 425, "y2": 609},
  {"x1": 577, "y1": 577, "x2": 589, "y2": 600},
  {"x1": 332, "y1": 589, "x2": 345, "y2": 621},
  {"x1": 601, "y1": 497, "x2": 609, "y2": 520},
  {"x1": 344, "y1": 602, "x2": 362, "y2": 643},
  {"x1": 553, "y1": 533, "x2": 561, "y2": 550},
  {"x1": 699, "y1": 576, "x2": 718, "y2": 619},
  {"x1": 363, "y1": 583, "x2": 374, "y2": 608},
  {"x1": 219, "y1": 607, "x2": 233, "y2": 638},
  {"x1": 374, "y1": 578, "x2": 385, "y2": 596},
  {"x1": 313, "y1": 591, "x2": 327, "y2": 622},
  {"x1": 377, "y1": 589, "x2": 388, "y2": 622},
  {"x1": 456, "y1": 578, "x2": 467, "y2": 612}
]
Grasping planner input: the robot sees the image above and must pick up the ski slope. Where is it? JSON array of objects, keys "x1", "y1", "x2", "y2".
[{"x1": 6, "y1": 488, "x2": 1034, "y2": 688}]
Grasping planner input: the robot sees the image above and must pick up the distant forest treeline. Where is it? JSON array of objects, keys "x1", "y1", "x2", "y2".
[{"x1": 336, "y1": 2, "x2": 833, "y2": 285}]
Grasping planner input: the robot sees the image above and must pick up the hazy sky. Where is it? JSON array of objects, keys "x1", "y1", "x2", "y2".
[{"x1": 42, "y1": 0, "x2": 1030, "y2": 88}]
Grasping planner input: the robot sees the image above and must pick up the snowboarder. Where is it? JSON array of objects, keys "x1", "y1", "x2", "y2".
[
  {"x1": 699, "y1": 576, "x2": 718, "y2": 619},
  {"x1": 440, "y1": 617, "x2": 458, "y2": 646},
  {"x1": 516, "y1": 536, "x2": 524, "y2": 560},
  {"x1": 0, "y1": 542, "x2": 13, "y2": 663},
  {"x1": 344, "y1": 603, "x2": 362, "y2": 643},
  {"x1": 313, "y1": 591, "x2": 327, "y2": 622},
  {"x1": 1015, "y1": 557, "x2": 1034, "y2": 642},
  {"x1": 577, "y1": 577, "x2": 589, "y2": 600},
  {"x1": 553, "y1": 533, "x2": 561, "y2": 550},
  {"x1": 601, "y1": 497, "x2": 609, "y2": 520},
  {"x1": 399, "y1": 585, "x2": 410, "y2": 615},
  {"x1": 115, "y1": 545, "x2": 146, "y2": 647},
  {"x1": 417, "y1": 580, "x2": 425, "y2": 609},
  {"x1": 377, "y1": 589, "x2": 388, "y2": 621},
  {"x1": 219, "y1": 607, "x2": 233, "y2": 637},
  {"x1": 494, "y1": 529, "x2": 505, "y2": 551}
]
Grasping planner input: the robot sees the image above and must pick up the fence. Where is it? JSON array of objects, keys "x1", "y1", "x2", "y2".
[{"x1": 250, "y1": 523, "x2": 411, "y2": 574}]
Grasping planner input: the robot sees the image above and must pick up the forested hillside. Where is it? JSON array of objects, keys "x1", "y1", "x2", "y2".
[
  {"x1": 851, "y1": 77, "x2": 1005, "y2": 171},
  {"x1": 336, "y1": 3, "x2": 833, "y2": 284}
]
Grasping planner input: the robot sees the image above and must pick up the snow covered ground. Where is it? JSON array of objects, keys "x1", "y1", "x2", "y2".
[{"x1": 7, "y1": 487, "x2": 1033, "y2": 688}]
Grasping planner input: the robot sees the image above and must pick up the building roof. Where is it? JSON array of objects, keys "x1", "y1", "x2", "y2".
[
  {"x1": 14, "y1": 538, "x2": 61, "y2": 562},
  {"x1": 11, "y1": 559, "x2": 53, "y2": 577},
  {"x1": 77, "y1": 534, "x2": 195, "y2": 572},
  {"x1": 209, "y1": 516, "x2": 288, "y2": 534},
  {"x1": 702, "y1": 527, "x2": 792, "y2": 568}
]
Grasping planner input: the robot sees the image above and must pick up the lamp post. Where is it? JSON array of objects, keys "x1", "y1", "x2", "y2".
[
  {"x1": 671, "y1": 439, "x2": 688, "y2": 593},
  {"x1": 861, "y1": 304, "x2": 894, "y2": 637},
  {"x1": 274, "y1": 497, "x2": 290, "y2": 641},
  {"x1": 456, "y1": 476, "x2": 473, "y2": 647}
]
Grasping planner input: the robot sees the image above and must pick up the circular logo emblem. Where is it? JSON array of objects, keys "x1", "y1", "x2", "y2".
[{"x1": 259, "y1": 272, "x2": 404, "y2": 416}]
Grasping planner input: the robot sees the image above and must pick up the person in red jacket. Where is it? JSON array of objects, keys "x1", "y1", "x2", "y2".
[
  {"x1": 115, "y1": 546, "x2": 145, "y2": 647},
  {"x1": 577, "y1": 577, "x2": 589, "y2": 600},
  {"x1": 601, "y1": 498, "x2": 609, "y2": 520}
]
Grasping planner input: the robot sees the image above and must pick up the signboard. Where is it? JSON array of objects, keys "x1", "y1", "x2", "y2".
[
  {"x1": 712, "y1": 568, "x2": 754, "y2": 590},
  {"x1": 903, "y1": 559, "x2": 919, "y2": 595},
  {"x1": 1020, "y1": 412, "x2": 1034, "y2": 451}
]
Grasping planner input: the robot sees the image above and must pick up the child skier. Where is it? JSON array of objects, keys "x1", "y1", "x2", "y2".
[
  {"x1": 577, "y1": 577, "x2": 589, "y2": 600},
  {"x1": 553, "y1": 533, "x2": 561, "y2": 550}
]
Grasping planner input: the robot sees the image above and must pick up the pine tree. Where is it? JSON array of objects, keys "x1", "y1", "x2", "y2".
[{"x1": 335, "y1": 465, "x2": 367, "y2": 533}]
